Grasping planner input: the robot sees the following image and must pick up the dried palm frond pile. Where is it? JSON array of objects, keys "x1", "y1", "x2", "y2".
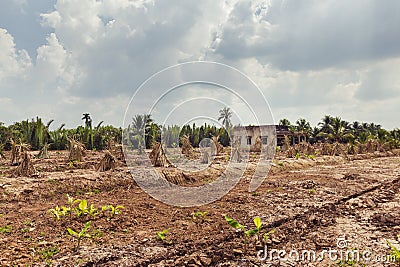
[
  {"x1": 13, "y1": 151, "x2": 36, "y2": 177},
  {"x1": 282, "y1": 135, "x2": 291, "y2": 151},
  {"x1": 0, "y1": 143, "x2": 5, "y2": 160},
  {"x1": 180, "y1": 135, "x2": 194, "y2": 158},
  {"x1": 67, "y1": 137, "x2": 85, "y2": 162},
  {"x1": 201, "y1": 150, "x2": 211, "y2": 164},
  {"x1": 161, "y1": 169, "x2": 194, "y2": 185},
  {"x1": 250, "y1": 136, "x2": 262, "y2": 152},
  {"x1": 10, "y1": 138, "x2": 30, "y2": 165},
  {"x1": 107, "y1": 139, "x2": 125, "y2": 161},
  {"x1": 149, "y1": 142, "x2": 172, "y2": 167},
  {"x1": 212, "y1": 135, "x2": 224, "y2": 156},
  {"x1": 231, "y1": 137, "x2": 242, "y2": 163},
  {"x1": 36, "y1": 143, "x2": 50, "y2": 159},
  {"x1": 96, "y1": 150, "x2": 117, "y2": 172}
]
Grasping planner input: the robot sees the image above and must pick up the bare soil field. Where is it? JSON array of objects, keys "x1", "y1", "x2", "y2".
[{"x1": 0, "y1": 150, "x2": 399, "y2": 266}]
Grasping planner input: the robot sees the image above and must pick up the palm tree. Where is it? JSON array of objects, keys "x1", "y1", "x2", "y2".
[
  {"x1": 278, "y1": 118, "x2": 291, "y2": 127},
  {"x1": 327, "y1": 117, "x2": 353, "y2": 143},
  {"x1": 218, "y1": 107, "x2": 232, "y2": 130},
  {"x1": 82, "y1": 113, "x2": 92, "y2": 129},
  {"x1": 131, "y1": 114, "x2": 148, "y2": 153},
  {"x1": 318, "y1": 115, "x2": 333, "y2": 134}
]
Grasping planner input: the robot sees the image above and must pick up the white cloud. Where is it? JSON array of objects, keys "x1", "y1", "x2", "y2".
[
  {"x1": 0, "y1": 0, "x2": 400, "y2": 130},
  {"x1": 0, "y1": 28, "x2": 31, "y2": 80}
]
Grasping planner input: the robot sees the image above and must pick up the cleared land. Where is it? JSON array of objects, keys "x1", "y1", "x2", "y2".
[{"x1": 0, "y1": 150, "x2": 399, "y2": 266}]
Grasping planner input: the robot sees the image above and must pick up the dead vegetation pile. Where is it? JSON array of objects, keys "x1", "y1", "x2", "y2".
[
  {"x1": 180, "y1": 135, "x2": 194, "y2": 158},
  {"x1": 67, "y1": 137, "x2": 85, "y2": 162},
  {"x1": 212, "y1": 135, "x2": 224, "y2": 155},
  {"x1": 250, "y1": 136, "x2": 262, "y2": 152},
  {"x1": 10, "y1": 138, "x2": 30, "y2": 165},
  {"x1": 13, "y1": 151, "x2": 36, "y2": 177},
  {"x1": 107, "y1": 139, "x2": 125, "y2": 161},
  {"x1": 96, "y1": 150, "x2": 117, "y2": 172},
  {"x1": 36, "y1": 143, "x2": 50, "y2": 159},
  {"x1": 149, "y1": 142, "x2": 172, "y2": 167}
]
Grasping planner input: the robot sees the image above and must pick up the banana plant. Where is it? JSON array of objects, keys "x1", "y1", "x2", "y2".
[
  {"x1": 224, "y1": 215, "x2": 267, "y2": 251},
  {"x1": 67, "y1": 221, "x2": 91, "y2": 251}
]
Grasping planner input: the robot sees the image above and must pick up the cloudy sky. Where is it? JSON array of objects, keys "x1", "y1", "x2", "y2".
[{"x1": 1, "y1": 0, "x2": 400, "y2": 130}]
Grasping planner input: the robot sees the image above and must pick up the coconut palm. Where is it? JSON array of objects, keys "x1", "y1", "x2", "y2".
[
  {"x1": 327, "y1": 117, "x2": 353, "y2": 143},
  {"x1": 82, "y1": 113, "x2": 92, "y2": 129},
  {"x1": 318, "y1": 115, "x2": 333, "y2": 134},
  {"x1": 218, "y1": 107, "x2": 232, "y2": 130},
  {"x1": 278, "y1": 118, "x2": 291, "y2": 127},
  {"x1": 130, "y1": 114, "x2": 149, "y2": 153}
]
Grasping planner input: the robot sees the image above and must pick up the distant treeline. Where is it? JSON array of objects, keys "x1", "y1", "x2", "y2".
[
  {"x1": 279, "y1": 116, "x2": 400, "y2": 148},
  {"x1": 0, "y1": 114, "x2": 399, "y2": 151}
]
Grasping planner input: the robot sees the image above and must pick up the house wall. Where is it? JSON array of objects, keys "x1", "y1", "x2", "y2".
[{"x1": 232, "y1": 125, "x2": 277, "y2": 149}]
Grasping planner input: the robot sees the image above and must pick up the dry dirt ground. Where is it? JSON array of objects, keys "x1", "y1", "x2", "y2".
[{"x1": 0, "y1": 150, "x2": 399, "y2": 267}]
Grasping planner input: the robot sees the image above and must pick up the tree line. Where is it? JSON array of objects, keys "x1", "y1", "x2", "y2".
[
  {"x1": 279, "y1": 115, "x2": 400, "y2": 148},
  {"x1": 0, "y1": 111, "x2": 399, "y2": 152},
  {"x1": 0, "y1": 115, "x2": 122, "y2": 151}
]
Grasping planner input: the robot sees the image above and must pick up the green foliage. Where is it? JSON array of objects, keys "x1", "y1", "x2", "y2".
[
  {"x1": 67, "y1": 221, "x2": 91, "y2": 250},
  {"x1": 48, "y1": 206, "x2": 70, "y2": 221},
  {"x1": 224, "y1": 215, "x2": 245, "y2": 230},
  {"x1": 101, "y1": 205, "x2": 124, "y2": 220},
  {"x1": 48, "y1": 196, "x2": 123, "y2": 222},
  {"x1": 191, "y1": 211, "x2": 209, "y2": 223},
  {"x1": 244, "y1": 217, "x2": 262, "y2": 237},
  {"x1": 263, "y1": 229, "x2": 275, "y2": 242},
  {"x1": 387, "y1": 239, "x2": 400, "y2": 263},
  {"x1": 156, "y1": 229, "x2": 172, "y2": 244},
  {"x1": 39, "y1": 246, "x2": 60, "y2": 261},
  {"x1": 0, "y1": 225, "x2": 12, "y2": 234}
]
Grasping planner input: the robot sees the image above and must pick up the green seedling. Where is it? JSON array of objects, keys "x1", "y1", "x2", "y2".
[
  {"x1": 192, "y1": 211, "x2": 209, "y2": 223},
  {"x1": 74, "y1": 199, "x2": 88, "y2": 217},
  {"x1": 48, "y1": 206, "x2": 70, "y2": 221},
  {"x1": 88, "y1": 204, "x2": 99, "y2": 218},
  {"x1": 0, "y1": 225, "x2": 12, "y2": 234},
  {"x1": 295, "y1": 152, "x2": 301, "y2": 159},
  {"x1": 67, "y1": 221, "x2": 91, "y2": 251},
  {"x1": 225, "y1": 215, "x2": 269, "y2": 251},
  {"x1": 263, "y1": 229, "x2": 275, "y2": 245},
  {"x1": 224, "y1": 215, "x2": 248, "y2": 249},
  {"x1": 39, "y1": 246, "x2": 60, "y2": 261},
  {"x1": 244, "y1": 216, "x2": 263, "y2": 238},
  {"x1": 387, "y1": 240, "x2": 400, "y2": 263},
  {"x1": 102, "y1": 205, "x2": 124, "y2": 219},
  {"x1": 156, "y1": 229, "x2": 172, "y2": 244}
]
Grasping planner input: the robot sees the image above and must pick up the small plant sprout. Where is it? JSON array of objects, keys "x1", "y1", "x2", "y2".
[
  {"x1": 387, "y1": 239, "x2": 400, "y2": 263},
  {"x1": 39, "y1": 246, "x2": 60, "y2": 261},
  {"x1": 244, "y1": 217, "x2": 263, "y2": 238},
  {"x1": 88, "y1": 204, "x2": 99, "y2": 218},
  {"x1": 224, "y1": 215, "x2": 248, "y2": 248},
  {"x1": 225, "y1": 215, "x2": 266, "y2": 251},
  {"x1": 48, "y1": 206, "x2": 69, "y2": 221},
  {"x1": 191, "y1": 211, "x2": 209, "y2": 223},
  {"x1": 263, "y1": 229, "x2": 275, "y2": 244},
  {"x1": 101, "y1": 205, "x2": 124, "y2": 219},
  {"x1": 74, "y1": 199, "x2": 89, "y2": 217},
  {"x1": 156, "y1": 229, "x2": 172, "y2": 244},
  {"x1": 0, "y1": 225, "x2": 12, "y2": 234},
  {"x1": 67, "y1": 221, "x2": 91, "y2": 251}
]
